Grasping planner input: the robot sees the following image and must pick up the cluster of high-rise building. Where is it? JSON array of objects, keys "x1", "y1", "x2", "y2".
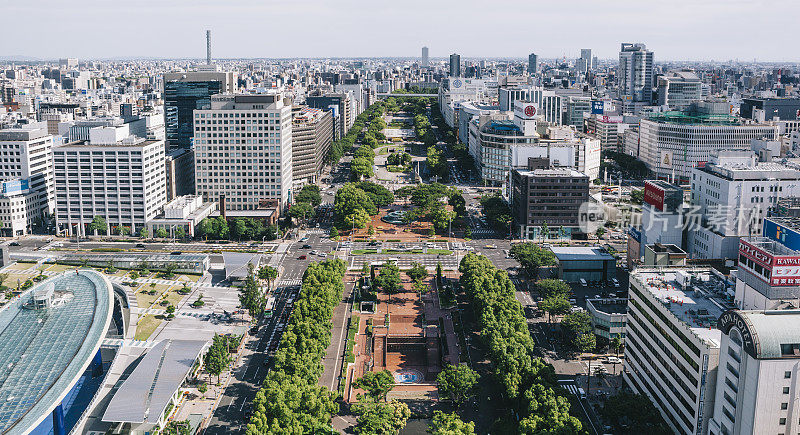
[
  {"x1": 3, "y1": 30, "x2": 800, "y2": 435},
  {"x1": 1, "y1": 38, "x2": 451, "y2": 235}
]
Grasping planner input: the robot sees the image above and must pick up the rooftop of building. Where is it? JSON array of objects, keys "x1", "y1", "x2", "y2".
[
  {"x1": 766, "y1": 216, "x2": 800, "y2": 232},
  {"x1": 631, "y1": 268, "x2": 735, "y2": 348},
  {"x1": 514, "y1": 167, "x2": 588, "y2": 178},
  {"x1": 587, "y1": 298, "x2": 628, "y2": 315},
  {"x1": 661, "y1": 70, "x2": 701, "y2": 81},
  {"x1": 698, "y1": 152, "x2": 800, "y2": 180},
  {"x1": 102, "y1": 339, "x2": 206, "y2": 425},
  {"x1": 647, "y1": 243, "x2": 687, "y2": 255},
  {"x1": 549, "y1": 246, "x2": 615, "y2": 261},
  {"x1": 743, "y1": 235, "x2": 800, "y2": 256},
  {"x1": 483, "y1": 119, "x2": 522, "y2": 134},
  {"x1": 645, "y1": 110, "x2": 740, "y2": 125},
  {"x1": 56, "y1": 138, "x2": 161, "y2": 148},
  {"x1": 718, "y1": 310, "x2": 800, "y2": 359},
  {"x1": 60, "y1": 252, "x2": 208, "y2": 264},
  {"x1": 0, "y1": 270, "x2": 113, "y2": 433}
]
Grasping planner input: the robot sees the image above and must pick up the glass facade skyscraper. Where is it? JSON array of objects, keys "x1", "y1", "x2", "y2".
[{"x1": 164, "y1": 80, "x2": 224, "y2": 150}]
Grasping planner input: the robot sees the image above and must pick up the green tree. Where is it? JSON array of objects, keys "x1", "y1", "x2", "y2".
[
  {"x1": 239, "y1": 263, "x2": 265, "y2": 319},
  {"x1": 535, "y1": 279, "x2": 571, "y2": 299},
  {"x1": 353, "y1": 369, "x2": 395, "y2": 402},
  {"x1": 258, "y1": 265, "x2": 278, "y2": 290},
  {"x1": 212, "y1": 216, "x2": 230, "y2": 240},
  {"x1": 436, "y1": 364, "x2": 479, "y2": 408},
  {"x1": 295, "y1": 184, "x2": 322, "y2": 206},
  {"x1": 204, "y1": 333, "x2": 231, "y2": 384},
  {"x1": 630, "y1": 188, "x2": 644, "y2": 204},
  {"x1": 428, "y1": 411, "x2": 475, "y2": 435},
  {"x1": 117, "y1": 226, "x2": 131, "y2": 236},
  {"x1": 175, "y1": 226, "x2": 186, "y2": 240},
  {"x1": 375, "y1": 261, "x2": 401, "y2": 296},
  {"x1": 139, "y1": 228, "x2": 149, "y2": 239},
  {"x1": 352, "y1": 398, "x2": 410, "y2": 435},
  {"x1": 351, "y1": 156, "x2": 375, "y2": 180},
  {"x1": 163, "y1": 420, "x2": 191, "y2": 435},
  {"x1": 289, "y1": 202, "x2": 314, "y2": 224},
  {"x1": 155, "y1": 227, "x2": 168, "y2": 239},
  {"x1": 539, "y1": 295, "x2": 571, "y2": 323},
  {"x1": 596, "y1": 227, "x2": 606, "y2": 238},
  {"x1": 601, "y1": 393, "x2": 672, "y2": 435},
  {"x1": 431, "y1": 205, "x2": 456, "y2": 234},
  {"x1": 88, "y1": 215, "x2": 107, "y2": 235},
  {"x1": 562, "y1": 311, "x2": 596, "y2": 357},
  {"x1": 196, "y1": 218, "x2": 213, "y2": 239},
  {"x1": 509, "y1": 242, "x2": 557, "y2": 277},
  {"x1": 406, "y1": 262, "x2": 428, "y2": 282},
  {"x1": 330, "y1": 227, "x2": 340, "y2": 238}
]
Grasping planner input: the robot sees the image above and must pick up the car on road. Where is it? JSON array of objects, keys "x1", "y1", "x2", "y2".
[
  {"x1": 249, "y1": 326, "x2": 259, "y2": 335},
  {"x1": 301, "y1": 244, "x2": 312, "y2": 249},
  {"x1": 298, "y1": 255, "x2": 307, "y2": 260},
  {"x1": 170, "y1": 251, "x2": 182, "y2": 255},
  {"x1": 484, "y1": 244, "x2": 497, "y2": 249},
  {"x1": 135, "y1": 243, "x2": 145, "y2": 248},
  {"x1": 318, "y1": 252, "x2": 327, "y2": 258},
  {"x1": 612, "y1": 278, "x2": 620, "y2": 288},
  {"x1": 580, "y1": 278, "x2": 587, "y2": 287},
  {"x1": 9, "y1": 242, "x2": 20, "y2": 246},
  {"x1": 309, "y1": 250, "x2": 318, "y2": 255}
]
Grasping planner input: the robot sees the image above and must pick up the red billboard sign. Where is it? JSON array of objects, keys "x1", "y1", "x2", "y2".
[
  {"x1": 643, "y1": 182, "x2": 665, "y2": 211},
  {"x1": 739, "y1": 240, "x2": 800, "y2": 286}
]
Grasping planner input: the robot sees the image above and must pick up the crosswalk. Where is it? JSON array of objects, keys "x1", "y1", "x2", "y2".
[
  {"x1": 470, "y1": 229, "x2": 496, "y2": 237},
  {"x1": 561, "y1": 383, "x2": 579, "y2": 396},
  {"x1": 278, "y1": 278, "x2": 302, "y2": 287},
  {"x1": 305, "y1": 228, "x2": 326, "y2": 235}
]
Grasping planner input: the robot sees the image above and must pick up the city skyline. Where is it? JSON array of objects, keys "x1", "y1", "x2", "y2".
[{"x1": 3, "y1": 0, "x2": 799, "y2": 62}]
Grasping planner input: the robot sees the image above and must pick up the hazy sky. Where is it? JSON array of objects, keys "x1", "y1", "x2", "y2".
[{"x1": 4, "y1": 0, "x2": 798, "y2": 61}]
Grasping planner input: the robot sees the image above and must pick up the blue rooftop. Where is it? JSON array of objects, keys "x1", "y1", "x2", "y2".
[{"x1": 0, "y1": 270, "x2": 113, "y2": 434}]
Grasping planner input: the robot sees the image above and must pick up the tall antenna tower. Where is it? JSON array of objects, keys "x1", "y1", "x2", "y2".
[{"x1": 206, "y1": 30, "x2": 212, "y2": 65}]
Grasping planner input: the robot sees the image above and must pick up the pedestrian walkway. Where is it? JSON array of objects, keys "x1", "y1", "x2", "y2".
[
  {"x1": 101, "y1": 338, "x2": 158, "y2": 349},
  {"x1": 277, "y1": 278, "x2": 302, "y2": 287}
]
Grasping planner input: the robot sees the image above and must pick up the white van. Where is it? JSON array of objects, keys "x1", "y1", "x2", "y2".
[{"x1": 580, "y1": 278, "x2": 588, "y2": 287}]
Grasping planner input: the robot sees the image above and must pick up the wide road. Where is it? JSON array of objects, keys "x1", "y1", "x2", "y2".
[
  {"x1": 204, "y1": 225, "x2": 336, "y2": 432},
  {"x1": 202, "y1": 276, "x2": 294, "y2": 433}
]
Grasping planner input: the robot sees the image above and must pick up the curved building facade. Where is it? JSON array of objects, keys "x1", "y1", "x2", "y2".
[{"x1": 0, "y1": 270, "x2": 114, "y2": 435}]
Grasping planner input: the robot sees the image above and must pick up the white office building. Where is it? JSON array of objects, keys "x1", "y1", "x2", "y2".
[
  {"x1": 658, "y1": 71, "x2": 703, "y2": 110},
  {"x1": 0, "y1": 121, "x2": 55, "y2": 236},
  {"x1": 438, "y1": 77, "x2": 494, "y2": 128},
  {"x1": 53, "y1": 125, "x2": 167, "y2": 236},
  {"x1": 193, "y1": 93, "x2": 293, "y2": 219},
  {"x1": 710, "y1": 309, "x2": 800, "y2": 435},
  {"x1": 637, "y1": 103, "x2": 779, "y2": 183},
  {"x1": 625, "y1": 267, "x2": 729, "y2": 435},
  {"x1": 688, "y1": 151, "x2": 800, "y2": 260}
]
